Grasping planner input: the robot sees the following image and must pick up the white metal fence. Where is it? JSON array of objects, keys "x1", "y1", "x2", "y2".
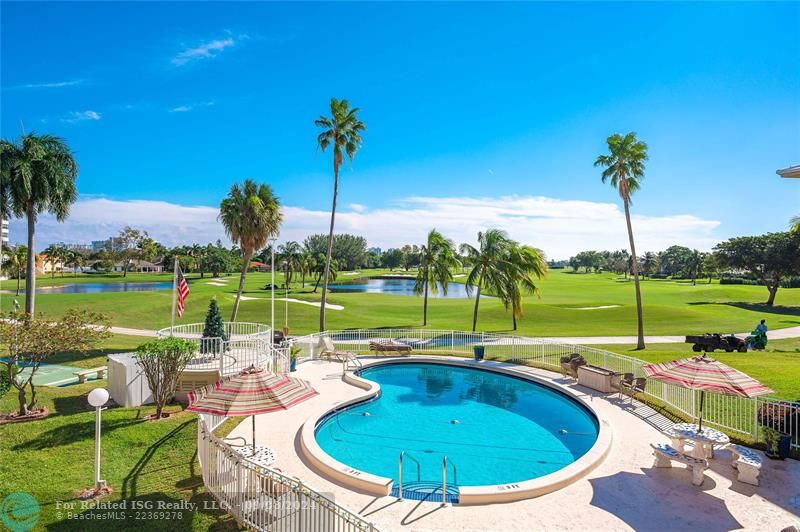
[
  {"x1": 158, "y1": 322, "x2": 287, "y2": 376},
  {"x1": 293, "y1": 328, "x2": 798, "y2": 451},
  {"x1": 197, "y1": 414, "x2": 378, "y2": 531}
]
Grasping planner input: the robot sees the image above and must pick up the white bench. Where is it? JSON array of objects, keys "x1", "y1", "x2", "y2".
[
  {"x1": 651, "y1": 443, "x2": 709, "y2": 486},
  {"x1": 73, "y1": 366, "x2": 107, "y2": 384},
  {"x1": 727, "y1": 444, "x2": 763, "y2": 486}
]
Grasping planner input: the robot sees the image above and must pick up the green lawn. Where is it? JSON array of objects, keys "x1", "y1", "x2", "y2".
[
  {"x1": 0, "y1": 336, "x2": 239, "y2": 531},
  {"x1": 3, "y1": 269, "x2": 798, "y2": 339}
]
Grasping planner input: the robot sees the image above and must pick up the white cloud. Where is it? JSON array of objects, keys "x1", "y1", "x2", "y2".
[
  {"x1": 349, "y1": 203, "x2": 367, "y2": 213},
  {"x1": 7, "y1": 80, "x2": 84, "y2": 89},
  {"x1": 7, "y1": 195, "x2": 722, "y2": 258},
  {"x1": 169, "y1": 101, "x2": 215, "y2": 113},
  {"x1": 61, "y1": 110, "x2": 101, "y2": 123},
  {"x1": 172, "y1": 37, "x2": 236, "y2": 66}
]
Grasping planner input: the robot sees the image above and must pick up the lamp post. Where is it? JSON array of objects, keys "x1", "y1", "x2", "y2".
[{"x1": 87, "y1": 388, "x2": 109, "y2": 490}]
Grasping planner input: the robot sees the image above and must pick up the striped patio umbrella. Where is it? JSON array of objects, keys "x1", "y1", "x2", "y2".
[
  {"x1": 187, "y1": 367, "x2": 318, "y2": 450},
  {"x1": 642, "y1": 354, "x2": 773, "y2": 431}
]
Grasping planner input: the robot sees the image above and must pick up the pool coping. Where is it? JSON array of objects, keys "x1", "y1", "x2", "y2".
[{"x1": 298, "y1": 355, "x2": 613, "y2": 504}]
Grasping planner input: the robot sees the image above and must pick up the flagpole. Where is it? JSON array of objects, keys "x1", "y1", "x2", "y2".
[{"x1": 170, "y1": 258, "x2": 179, "y2": 335}]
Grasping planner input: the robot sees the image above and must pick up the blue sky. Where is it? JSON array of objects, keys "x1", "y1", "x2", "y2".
[{"x1": 2, "y1": 2, "x2": 798, "y2": 258}]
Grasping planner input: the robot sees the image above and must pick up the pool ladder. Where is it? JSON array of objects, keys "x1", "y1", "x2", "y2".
[{"x1": 397, "y1": 451, "x2": 457, "y2": 506}]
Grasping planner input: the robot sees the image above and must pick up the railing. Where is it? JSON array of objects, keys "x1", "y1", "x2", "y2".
[
  {"x1": 158, "y1": 321, "x2": 272, "y2": 341},
  {"x1": 397, "y1": 451, "x2": 421, "y2": 501},
  {"x1": 157, "y1": 322, "x2": 286, "y2": 376},
  {"x1": 292, "y1": 328, "x2": 799, "y2": 452},
  {"x1": 197, "y1": 413, "x2": 378, "y2": 531}
]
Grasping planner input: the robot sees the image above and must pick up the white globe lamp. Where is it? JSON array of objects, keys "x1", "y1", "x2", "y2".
[{"x1": 88, "y1": 388, "x2": 109, "y2": 490}]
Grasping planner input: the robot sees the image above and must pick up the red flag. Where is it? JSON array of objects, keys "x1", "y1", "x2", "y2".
[{"x1": 176, "y1": 268, "x2": 190, "y2": 318}]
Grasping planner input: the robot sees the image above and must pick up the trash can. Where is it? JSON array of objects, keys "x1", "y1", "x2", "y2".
[{"x1": 473, "y1": 346, "x2": 485, "y2": 361}]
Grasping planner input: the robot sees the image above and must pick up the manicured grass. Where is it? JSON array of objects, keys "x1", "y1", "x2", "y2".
[
  {"x1": 3, "y1": 270, "x2": 798, "y2": 339},
  {"x1": 0, "y1": 336, "x2": 239, "y2": 531},
  {"x1": 593, "y1": 338, "x2": 800, "y2": 398}
]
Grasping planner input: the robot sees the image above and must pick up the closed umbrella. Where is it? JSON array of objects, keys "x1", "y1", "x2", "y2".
[
  {"x1": 187, "y1": 367, "x2": 318, "y2": 451},
  {"x1": 642, "y1": 354, "x2": 773, "y2": 432}
]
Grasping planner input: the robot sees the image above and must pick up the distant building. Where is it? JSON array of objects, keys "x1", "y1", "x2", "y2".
[
  {"x1": 92, "y1": 237, "x2": 125, "y2": 253},
  {"x1": 368, "y1": 247, "x2": 382, "y2": 256},
  {"x1": 112, "y1": 259, "x2": 163, "y2": 273},
  {"x1": 1, "y1": 218, "x2": 8, "y2": 248},
  {"x1": 52, "y1": 242, "x2": 92, "y2": 253}
]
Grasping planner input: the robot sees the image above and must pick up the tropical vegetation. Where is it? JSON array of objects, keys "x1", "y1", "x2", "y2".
[
  {"x1": 218, "y1": 179, "x2": 282, "y2": 321},
  {"x1": 595, "y1": 131, "x2": 649, "y2": 349},
  {"x1": 314, "y1": 98, "x2": 366, "y2": 331},
  {"x1": 415, "y1": 229, "x2": 460, "y2": 325}
]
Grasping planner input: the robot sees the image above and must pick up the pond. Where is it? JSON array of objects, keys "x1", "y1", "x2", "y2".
[
  {"x1": 11, "y1": 282, "x2": 174, "y2": 294},
  {"x1": 328, "y1": 277, "x2": 479, "y2": 298}
]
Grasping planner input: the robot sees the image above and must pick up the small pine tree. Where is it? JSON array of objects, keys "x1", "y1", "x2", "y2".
[{"x1": 200, "y1": 298, "x2": 228, "y2": 354}]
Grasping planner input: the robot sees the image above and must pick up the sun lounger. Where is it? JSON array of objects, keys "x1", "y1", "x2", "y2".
[
  {"x1": 318, "y1": 336, "x2": 358, "y2": 363},
  {"x1": 369, "y1": 339, "x2": 412, "y2": 355}
]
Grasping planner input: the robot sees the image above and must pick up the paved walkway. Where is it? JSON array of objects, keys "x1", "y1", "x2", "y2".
[
  {"x1": 227, "y1": 357, "x2": 800, "y2": 531},
  {"x1": 109, "y1": 325, "x2": 800, "y2": 344}
]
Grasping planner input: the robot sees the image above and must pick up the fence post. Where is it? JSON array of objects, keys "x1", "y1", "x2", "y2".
[
  {"x1": 219, "y1": 340, "x2": 225, "y2": 375},
  {"x1": 753, "y1": 396, "x2": 759, "y2": 444}
]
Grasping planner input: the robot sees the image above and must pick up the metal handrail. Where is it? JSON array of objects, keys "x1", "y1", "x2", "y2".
[
  {"x1": 398, "y1": 450, "x2": 421, "y2": 501},
  {"x1": 442, "y1": 455, "x2": 457, "y2": 507}
]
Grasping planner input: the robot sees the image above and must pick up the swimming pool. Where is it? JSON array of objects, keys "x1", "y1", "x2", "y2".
[{"x1": 314, "y1": 362, "x2": 599, "y2": 501}]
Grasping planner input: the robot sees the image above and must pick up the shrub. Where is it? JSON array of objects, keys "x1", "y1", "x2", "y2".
[
  {"x1": 757, "y1": 401, "x2": 800, "y2": 437},
  {"x1": 135, "y1": 337, "x2": 196, "y2": 419}
]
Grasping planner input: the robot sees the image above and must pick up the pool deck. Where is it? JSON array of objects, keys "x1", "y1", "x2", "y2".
[{"x1": 227, "y1": 356, "x2": 800, "y2": 532}]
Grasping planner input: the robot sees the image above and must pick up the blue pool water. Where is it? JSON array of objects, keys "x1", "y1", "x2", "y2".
[
  {"x1": 15, "y1": 282, "x2": 173, "y2": 294},
  {"x1": 315, "y1": 363, "x2": 598, "y2": 493},
  {"x1": 328, "y1": 278, "x2": 481, "y2": 298}
]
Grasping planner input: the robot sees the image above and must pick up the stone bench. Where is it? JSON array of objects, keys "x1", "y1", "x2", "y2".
[
  {"x1": 651, "y1": 443, "x2": 708, "y2": 486},
  {"x1": 727, "y1": 444, "x2": 763, "y2": 486},
  {"x1": 73, "y1": 366, "x2": 107, "y2": 384}
]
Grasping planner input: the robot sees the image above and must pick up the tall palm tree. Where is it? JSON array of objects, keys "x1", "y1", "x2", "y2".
[
  {"x1": 595, "y1": 132, "x2": 648, "y2": 349},
  {"x1": 298, "y1": 249, "x2": 314, "y2": 288},
  {"x1": 460, "y1": 229, "x2": 515, "y2": 332},
  {"x1": 415, "y1": 229, "x2": 460, "y2": 326},
  {"x1": 315, "y1": 98, "x2": 365, "y2": 332},
  {"x1": 0, "y1": 133, "x2": 78, "y2": 315},
  {"x1": 503, "y1": 244, "x2": 548, "y2": 331},
  {"x1": 277, "y1": 241, "x2": 302, "y2": 287},
  {"x1": 218, "y1": 180, "x2": 282, "y2": 322}
]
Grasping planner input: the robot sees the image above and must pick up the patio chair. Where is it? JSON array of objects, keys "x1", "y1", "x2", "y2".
[
  {"x1": 318, "y1": 336, "x2": 358, "y2": 363},
  {"x1": 559, "y1": 354, "x2": 586, "y2": 379},
  {"x1": 612, "y1": 373, "x2": 634, "y2": 397},
  {"x1": 620, "y1": 377, "x2": 646, "y2": 403}
]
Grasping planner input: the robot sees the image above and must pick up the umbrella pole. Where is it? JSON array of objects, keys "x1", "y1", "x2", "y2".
[
  {"x1": 252, "y1": 415, "x2": 256, "y2": 452},
  {"x1": 698, "y1": 391, "x2": 705, "y2": 433}
]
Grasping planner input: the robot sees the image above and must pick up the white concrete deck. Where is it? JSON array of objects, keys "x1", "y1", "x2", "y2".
[{"x1": 227, "y1": 357, "x2": 800, "y2": 532}]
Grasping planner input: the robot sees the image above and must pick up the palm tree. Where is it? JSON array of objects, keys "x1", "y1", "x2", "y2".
[
  {"x1": 415, "y1": 229, "x2": 460, "y2": 326},
  {"x1": 460, "y1": 229, "x2": 515, "y2": 332},
  {"x1": 641, "y1": 252, "x2": 657, "y2": 279},
  {"x1": 0, "y1": 133, "x2": 78, "y2": 315},
  {"x1": 66, "y1": 249, "x2": 86, "y2": 276},
  {"x1": 3, "y1": 245, "x2": 28, "y2": 295},
  {"x1": 595, "y1": 132, "x2": 648, "y2": 349},
  {"x1": 312, "y1": 253, "x2": 337, "y2": 293},
  {"x1": 503, "y1": 244, "x2": 548, "y2": 331},
  {"x1": 218, "y1": 180, "x2": 282, "y2": 322},
  {"x1": 315, "y1": 98, "x2": 365, "y2": 331},
  {"x1": 277, "y1": 241, "x2": 302, "y2": 287},
  {"x1": 298, "y1": 250, "x2": 314, "y2": 288},
  {"x1": 686, "y1": 249, "x2": 704, "y2": 286},
  {"x1": 42, "y1": 244, "x2": 66, "y2": 278}
]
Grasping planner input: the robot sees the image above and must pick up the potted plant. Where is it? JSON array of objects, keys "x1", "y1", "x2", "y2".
[
  {"x1": 289, "y1": 345, "x2": 300, "y2": 372},
  {"x1": 473, "y1": 345, "x2": 485, "y2": 362},
  {"x1": 758, "y1": 402, "x2": 795, "y2": 460}
]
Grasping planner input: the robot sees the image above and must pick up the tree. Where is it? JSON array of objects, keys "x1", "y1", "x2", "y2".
[
  {"x1": 117, "y1": 226, "x2": 146, "y2": 277},
  {"x1": 791, "y1": 215, "x2": 799, "y2": 234},
  {"x1": 312, "y1": 253, "x2": 337, "y2": 293},
  {"x1": 315, "y1": 98, "x2": 366, "y2": 332},
  {"x1": 381, "y1": 248, "x2": 403, "y2": 271},
  {"x1": 713, "y1": 232, "x2": 800, "y2": 305},
  {"x1": 400, "y1": 245, "x2": 421, "y2": 271},
  {"x1": 660, "y1": 245, "x2": 693, "y2": 277},
  {"x1": 641, "y1": 252, "x2": 658, "y2": 279},
  {"x1": 65, "y1": 249, "x2": 86, "y2": 276},
  {"x1": 200, "y1": 298, "x2": 228, "y2": 354},
  {"x1": 202, "y1": 244, "x2": 231, "y2": 278},
  {"x1": 219, "y1": 180, "x2": 282, "y2": 321},
  {"x1": 0, "y1": 309, "x2": 110, "y2": 416},
  {"x1": 686, "y1": 249, "x2": 704, "y2": 285},
  {"x1": 0, "y1": 133, "x2": 78, "y2": 316},
  {"x1": 461, "y1": 229, "x2": 514, "y2": 332},
  {"x1": 277, "y1": 241, "x2": 302, "y2": 287},
  {"x1": 135, "y1": 337, "x2": 196, "y2": 419},
  {"x1": 3, "y1": 245, "x2": 28, "y2": 295},
  {"x1": 415, "y1": 229, "x2": 460, "y2": 326},
  {"x1": 503, "y1": 244, "x2": 548, "y2": 330},
  {"x1": 595, "y1": 132, "x2": 648, "y2": 349},
  {"x1": 42, "y1": 244, "x2": 66, "y2": 278},
  {"x1": 298, "y1": 250, "x2": 314, "y2": 288}
]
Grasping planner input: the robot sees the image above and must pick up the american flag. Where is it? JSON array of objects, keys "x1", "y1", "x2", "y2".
[{"x1": 176, "y1": 267, "x2": 190, "y2": 318}]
